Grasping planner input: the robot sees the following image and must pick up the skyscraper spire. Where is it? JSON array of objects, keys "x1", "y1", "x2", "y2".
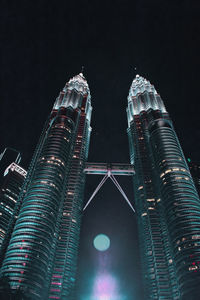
[
  {"x1": 130, "y1": 74, "x2": 158, "y2": 96},
  {"x1": 127, "y1": 75, "x2": 166, "y2": 125},
  {"x1": 53, "y1": 73, "x2": 92, "y2": 123}
]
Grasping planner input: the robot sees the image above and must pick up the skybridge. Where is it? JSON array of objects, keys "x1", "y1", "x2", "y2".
[
  {"x1": 84, "y1": 162, "x2": 135, "y2": 176},
  {"x1": 83, "y1": 162, "x2": 135, "y2": 213}
]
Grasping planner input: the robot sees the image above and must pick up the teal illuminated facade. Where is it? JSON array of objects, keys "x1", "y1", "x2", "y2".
[
  {"x1": 188, "y1": 160, "x2": 200, "y2": 197},
  {"x1": 0, "y1": 163, "x2": 26, "y2": 254},
  {"x1": 0, "y1": 73, "x2": 92, "y2": 300},
  {"x1": 127, "y1": 75, "x2": 200, "y2": 299}
]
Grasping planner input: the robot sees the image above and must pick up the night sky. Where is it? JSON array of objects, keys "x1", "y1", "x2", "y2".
[{"x1": 1, "y1": 1, "x2": 200, "y2": 299}]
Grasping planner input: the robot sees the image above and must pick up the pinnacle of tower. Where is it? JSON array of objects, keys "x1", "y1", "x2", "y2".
[
  {"x1": 129, "y1": 74, "x2": 158, "y2": 98},
  {"x1": 127, "y1": 74, "x2": 166, "y2": 123},
  {"x1": 67, "y1": 73, "x2": 89, "y2": 90},
  {"x1": 53, "y1": 73, "x2": 91, "y2": 114}
]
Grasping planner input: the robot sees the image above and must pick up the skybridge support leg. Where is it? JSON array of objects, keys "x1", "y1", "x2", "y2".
[
  {"x1": 83, "y1": 170, "x2": 135, "y2": 213},
  {"x1": 83, "y1": 174, "x2": 108, "y2": 211},
  {"x1": 110, "y1": 174, "x2": 135, "y2": 213}
]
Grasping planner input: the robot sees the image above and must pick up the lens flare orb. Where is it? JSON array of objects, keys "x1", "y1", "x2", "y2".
[{"x1": 93, "y1": 234, "x2": 110, "y2": 251}]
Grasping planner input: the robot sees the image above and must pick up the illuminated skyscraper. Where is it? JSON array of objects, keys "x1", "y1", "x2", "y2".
[
  {"x1": 0, "y1": 163, "x2": 26, "y2": 254},
  {"x1": 0, "y1": 148, "x2": 21, "y2": 186},
  {"x1": 0, "y1": 73, "x2": 92, "y2": 300},
  {"x1": 127, "y1": 75, "x2": 200, "y2": 299}
]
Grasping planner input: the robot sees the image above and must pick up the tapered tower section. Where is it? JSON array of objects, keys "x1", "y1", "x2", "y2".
[
  {"x1": 127, "y1": 75, "x2": 200, "y2": 299},
  {"x1": 0, "y1": 73, "x2": 92, "y2": 300}
]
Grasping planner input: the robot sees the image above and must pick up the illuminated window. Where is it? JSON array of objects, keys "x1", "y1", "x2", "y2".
[
  {"x1": 138, "y1": 186, "x2": 144, "y2": 190},
  {"x1": 189, "y1": 265, "x2": 198, "y2": 271},
  {"x1": 141, "y1": 212, "x2": 147, "y2": 217},
  {"x1": 169, "y1": 259, "x2": 173, "y2": 264},
  {"x1": 192, "y1": 235, "x2": 200, "y2": 240},
  {"x1": 67, "y1": 192, "x2": 74, "y2": 195},
  {"x1": 63, "y1": 212, "x2": 70, "y2": 216}
]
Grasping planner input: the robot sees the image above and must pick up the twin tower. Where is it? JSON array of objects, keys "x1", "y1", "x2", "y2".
[{"x1": 0, "y1": 73, "x2": 200, "y2": 299}]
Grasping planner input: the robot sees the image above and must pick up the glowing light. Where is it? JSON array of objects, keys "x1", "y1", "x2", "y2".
[
  {"x1": 93, "y1": 273, "x2": 117, "y2": 299},
  {"x1": 93, "y1": 234, "x2": 110, "y2": 251},
  {"x1": 89, "y1": 272, "x2": 127, "y2": 300}
]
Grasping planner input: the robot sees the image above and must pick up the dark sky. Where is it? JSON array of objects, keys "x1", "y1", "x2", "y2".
[{"x1": 1, "y1": 0, "x2": 200, "y2": 299}]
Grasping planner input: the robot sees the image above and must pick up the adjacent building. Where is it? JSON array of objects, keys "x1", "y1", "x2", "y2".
[
  {"x1": 0, "y1": 148, "x2": 21, "y2": 187},
  {"x1": 0, "y1": 73, "x2": 92, "y2": 300},
  {"x1": 127, "y1": 75, "x2": 200, "y2": 299},
  {"x1": 0, "y1": 163, "x2": 26, "y2": 254}
]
